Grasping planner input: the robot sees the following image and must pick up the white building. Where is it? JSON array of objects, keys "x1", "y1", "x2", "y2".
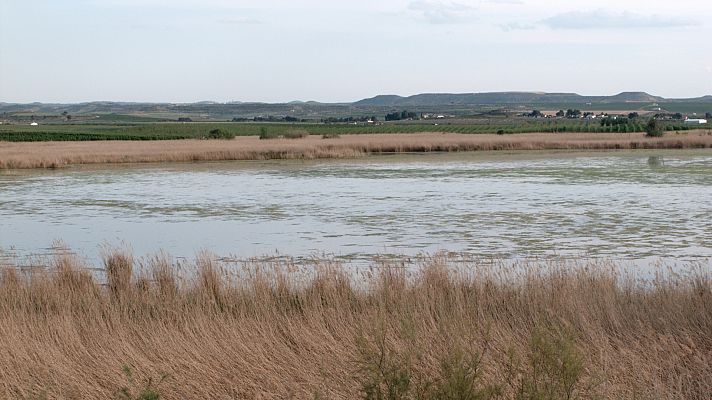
[
  {"x1": 684, "y1": 119, "x2": 708, "y2": 124},
  {"x1": 30, "y1": 122, "x2": 38, "y2": 126}
]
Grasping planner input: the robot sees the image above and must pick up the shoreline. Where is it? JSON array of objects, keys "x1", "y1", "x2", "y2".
[{"x1": 1, "y1": 131, "x2": 712, "y2": 169}]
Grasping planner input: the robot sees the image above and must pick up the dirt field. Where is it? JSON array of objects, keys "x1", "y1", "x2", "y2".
[{"x1": 2, "y1": 131, "x2": 712, "y2": 169}]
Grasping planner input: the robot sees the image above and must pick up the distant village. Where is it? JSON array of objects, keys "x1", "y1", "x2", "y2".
[{"x1": 522, "y1": 109, "x2": 709, "y2": 125}]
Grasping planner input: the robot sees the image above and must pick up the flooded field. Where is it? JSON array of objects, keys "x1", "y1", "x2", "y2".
[{"x1": 2, "y1": 150, "x2": 712, "y2": 265}]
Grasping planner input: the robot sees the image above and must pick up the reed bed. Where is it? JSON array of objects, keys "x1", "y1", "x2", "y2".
[
  {"x1": 0, "y1": 249, "x2": 710, "y2": 399},
  {"x1": 2, "y1": 131, "x2": 712, "y2": 169}
]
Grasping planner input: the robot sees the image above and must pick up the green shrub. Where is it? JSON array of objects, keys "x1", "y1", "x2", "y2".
[
  {"x1": 515, "y1": 328, "x2": 585, "y2": 400},
  {"x1": 206, "y1": 128, "x2": 235, "y2": 139},
  {"x1": 427, "y1": 345, "x2": 501, "y2": 400},
  {"x1": 259, "y1": 126, "x2": 277, "y2": 140},
  {"x1": 355, "y1": 319, "x2": 415, "y2": 400},
  {"x1": 645, "y1": 118, "x2": 664, "y2": 137},
  {"x1": 355, "y1": 317, "x2": 502, "y2": 400},
  {"x1": 115, "y1": 365, "x2": 168, "y2": 400},
  {"x1": 283, "y1": 129, "x2": 310, "y2": 139}
]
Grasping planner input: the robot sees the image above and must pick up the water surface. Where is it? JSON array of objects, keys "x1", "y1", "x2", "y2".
[{"x1": 2, "y1": 150, "x2": 712, "y2": 265}]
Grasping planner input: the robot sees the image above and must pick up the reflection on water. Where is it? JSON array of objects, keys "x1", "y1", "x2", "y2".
[
  {"x1": 647, "y1": 156, "x2": 664, "y2": 168},
  {"x1": 1, "y1": 150, "x2": 712, "y2": 265}
]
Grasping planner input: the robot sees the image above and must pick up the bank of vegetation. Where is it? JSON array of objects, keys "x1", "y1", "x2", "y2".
[
  {"x1": 2, "y1": 131, "x2": 712, "y2": 169},
  {"x1": 0, "y1": 248, "x2": 709, "y2": 399}
]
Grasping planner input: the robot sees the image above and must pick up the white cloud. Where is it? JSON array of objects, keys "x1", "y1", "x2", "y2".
[
  {"x1": 407, "y1": 1, "x2": 477, "y2": 24},
  {"x1": 541, "y1": 10, "x2": 697, "y2": 30}
]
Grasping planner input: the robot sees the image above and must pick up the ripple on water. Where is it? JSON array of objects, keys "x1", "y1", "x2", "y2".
[{"x1": 1, "y1": 151, "x2": 712, "y2": 265}]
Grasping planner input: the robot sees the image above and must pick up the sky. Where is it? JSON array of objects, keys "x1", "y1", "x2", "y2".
[{"x1": 1, "y1": 0, "x2": 711, "y2": 103}]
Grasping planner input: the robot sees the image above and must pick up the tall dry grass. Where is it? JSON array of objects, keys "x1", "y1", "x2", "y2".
[
  {"x1": 2, "y1": 131, "x2": 712, "y2": 169},
  {"x1": 0, "y1": 249, "x2": 710, "y2": 399}
]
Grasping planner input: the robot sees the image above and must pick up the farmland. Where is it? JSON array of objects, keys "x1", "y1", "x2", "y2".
[
  {"x1": 0, "y1": 118, "x2": 708, "y2": 142},
  {"x1": 2, "y1": 93, "x2": 709, "y2": 143}
]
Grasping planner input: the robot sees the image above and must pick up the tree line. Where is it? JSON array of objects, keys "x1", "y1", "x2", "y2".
[{"x1": 385, "y1": 110, "x2": 418, "y2": 121}]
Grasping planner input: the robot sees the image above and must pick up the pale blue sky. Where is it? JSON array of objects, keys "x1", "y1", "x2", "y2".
[{"x1": 1, "y1": 0, "x2": 711, "y2": 103}]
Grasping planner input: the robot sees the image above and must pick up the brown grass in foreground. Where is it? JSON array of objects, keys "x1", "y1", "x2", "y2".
[
  {"x1": 2, "y1": 131, "x2": 712, "y2": 169},
  {"x1": 0, "y1": 249, "x2": 710, "y2": 399}
]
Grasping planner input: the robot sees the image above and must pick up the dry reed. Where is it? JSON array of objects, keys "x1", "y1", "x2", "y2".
[
  {"x1": 2, "y1": 131, "x2": 712, "y2": 169},
  {"x1": 0, "y1": 249, "x2": 710, "y2": 399}
]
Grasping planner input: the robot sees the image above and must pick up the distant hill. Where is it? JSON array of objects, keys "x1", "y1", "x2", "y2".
[
  {"x1": 353, "y1": 91, "x2": 683, "y2": 106},
  {"x1": 686, "y1": 95, "x2": 712, "y2": 102},
  {"x1": 355, "y1": 92, "x2": 581, "y2": 106},
  {"x1": 1, "y1": 92, "x2": 710, "y2": 118},
  {"x1": 605, "y1": 92, "x2": 665, "y2": 103}
]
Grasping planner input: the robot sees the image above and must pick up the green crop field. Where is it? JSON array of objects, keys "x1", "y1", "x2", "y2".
[{"x1": 0, "y1": 119, "x2": 707, "y2": 142}]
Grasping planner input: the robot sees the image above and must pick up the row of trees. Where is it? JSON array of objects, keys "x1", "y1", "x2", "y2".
[
  {"x1": 554, "y1": 109, "x2": 582, "y2": 118},
  {"x1": 600, "y1": 116, "x2": 633, "y2": 127},
  {"x1": 322, "y1": 116, "x2": 377, "y2": 123},
  {"x1": 385, "y1": 110, "x2": 418, "y2": 121},
  {"x1": 231, "y1": 116, "x2": 309, "y2": 123},
  {"x1": 653, "y1": 113, "x2": 684, "y2": 120}
]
